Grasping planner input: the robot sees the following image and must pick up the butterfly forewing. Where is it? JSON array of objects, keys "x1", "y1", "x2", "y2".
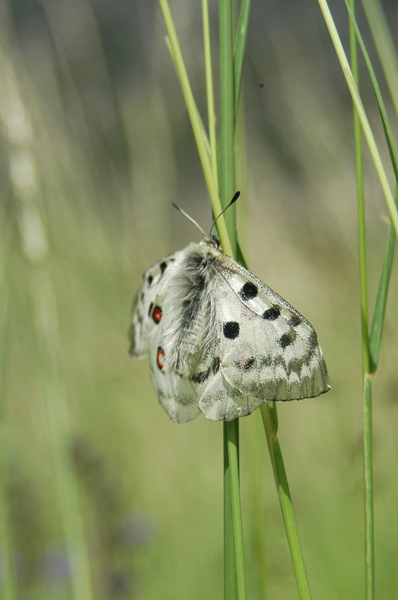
[{"x1": 212, "y1": 255, "x2": 330, "y2": 400}]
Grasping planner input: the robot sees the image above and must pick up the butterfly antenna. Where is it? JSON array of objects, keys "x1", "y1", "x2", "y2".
[
  {"x1": 209, "y1": 191, "x2": 240, "y2": 236},
  {"x1": 172, "y1": 202, "x2": 207, "y2": 236}
]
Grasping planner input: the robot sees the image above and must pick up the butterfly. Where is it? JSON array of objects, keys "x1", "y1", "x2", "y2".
[{"x1": 129, "y1": 194, "x2": 330, "y2": 423}]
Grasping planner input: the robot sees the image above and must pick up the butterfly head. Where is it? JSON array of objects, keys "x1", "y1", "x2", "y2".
[{"x1": 202, "y1": 235, "x2": 221, "y2": 250}]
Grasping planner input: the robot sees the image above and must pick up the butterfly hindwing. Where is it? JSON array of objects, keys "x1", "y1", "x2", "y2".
[
  {"x1": 148, "y1": 326, "x2": 201, "y2": 423},
  {"x1": 129, "y1": 249, "x2": 205, "y2": 423},
  {"x1": 129, "y1": 252, "x2": 179, "y2": 358}
]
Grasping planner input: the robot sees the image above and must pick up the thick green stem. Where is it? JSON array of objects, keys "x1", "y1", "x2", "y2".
[
  {"x1": 348, "y1": 2, "x2": 375, "y2": 596},
  {"x1": 219, "y1": 1, "x2": 246, "y2": 598}
]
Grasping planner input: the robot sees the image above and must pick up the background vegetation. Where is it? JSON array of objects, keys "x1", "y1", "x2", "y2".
[{"x1": 1, "y1": 0, "x2": 398, "y2": 598}]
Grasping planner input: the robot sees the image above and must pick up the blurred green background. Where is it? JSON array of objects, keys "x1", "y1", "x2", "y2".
[{"x1": 1, "y1": 0, "x2": 398, "y2": 598}]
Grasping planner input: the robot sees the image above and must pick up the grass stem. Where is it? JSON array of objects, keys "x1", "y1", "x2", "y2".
[
  {"x1": 348, "y1": 3, "x2": 375, "y2": 596},
  {"x1": 219, "y1": 1, "x2": 247, "y2": 598},
  {"x1": 260, "y1": 405, "x2": 313, "y2": 600},
  {"x1": 363, "y1": 375, "x2": 375, "y2": 600}
]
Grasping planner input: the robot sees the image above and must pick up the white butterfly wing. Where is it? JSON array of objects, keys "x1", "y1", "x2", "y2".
[
  {"x1": 198, "y1": 254, "x2": 330, "y2": 420},
  {"x1": 147, "y1": 323, "x2": 201, "y2": 423},
  {"x1": 129, "y1": 251, "x2": 202, "y2": 423}
]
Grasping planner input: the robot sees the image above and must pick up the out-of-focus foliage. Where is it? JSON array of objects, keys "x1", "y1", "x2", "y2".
[{"x1": 1, "y1": 1, "x2": 398, "y2": 598}]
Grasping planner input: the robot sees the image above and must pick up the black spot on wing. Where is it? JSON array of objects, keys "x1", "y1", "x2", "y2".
[
  {"x1": 239, "y1": 282, "x2": 258, "y2": 300},
  {"x1": 308, "y1": 330, "x2": 318, "y2": 349},
  {"x1": 287, "y1": 354, "x2": 314, "y2": 375},
  {"x1": 289, "y1": 314, "x2": 301, "y2": 327},
  {"x1": 223, "y1": 322, "x2": 240, "y2": 340},
  {"x1": 148, "y1": 302, "x2": 154, "y2": 317},
  {"x1": 147, "y1": 274, "x2": 153, "y2": 285},
  {"x1": 287, "y1": 357, "x2": 304, "y2": 374},
  {"x1": 263, "y1": 306, "x2": 281, "y2": 320},
  {"x1": 279, "y1": 331, "x2": 297, "y2": 349},
  {"x1": 160, "y1": 261, "x2": 167, "y2": 275}
]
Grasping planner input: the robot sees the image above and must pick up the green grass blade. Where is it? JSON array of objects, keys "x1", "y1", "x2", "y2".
[
  {"x1": 219, "y1": 0, "x2": 237, "y2": 239},
  {"x1": 224, "y1": 422, "x2": 238, "y2": 599},
  {"x1": 224, "y1": 419, "x2": 246, "y2": 600},
  {"x1": 260, "y1": 405, "x2": 312, "y2": 600},
  {"x1": 165, "y1": 37, "x2": 212, "y2": 161},
  {"x1": 159, "y1": 0, "x2": 233, "y2": 256},
  {"x1": 344, "y1": 0, "x2": 398, "y2": 182},
  {"x1": 233, "y1": 0, "x2": 251, "y2": 119},
  {"x1": 202, "y1": 0, "x2": 218, "y2": 187},
  {"x1": 317, "y1": 0, "x2": 398, "y2": 239},
  {"x1": 361, "y1": 0, "x2": 398, "y2": 114},
  {"x1": 369, "y1": 188, "x2": 397, "y2": 372},
  {"x1": 348, "y1": 4, "x2": 374, "y2": 596},
  {"x1": 348, "y1": 0, "x2": 370, "y2": 375},
  {"x1": 345, "y1": 0, "x2": 398, "y2": 369},
  {"x1": 363, "y1": 374, "x2": 375, "y2": 600}
]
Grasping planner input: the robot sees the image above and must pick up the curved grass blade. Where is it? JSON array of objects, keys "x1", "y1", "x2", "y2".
[
  {"x1": 260, "y1": 405, "x2": 313, "y2": 600},
  {"x1": 360, "y1": 0, "x2": 398, "y2": 115},
  {"x1": 159, "y1": 0, "x2": 233, "y2": 256},
  {"x1": 317, "y1": 0, "x2": 398, "y2": 239},
  {"x1": 369, "y1": 188, "x2": 397, "y2": 372},
  {"x1": 202, "y1": 0, "x2": 218, "y2": 188},
  {"x1": 343, "y1": 0, "x2": 398, "y2": 372},
  {"x1": 165, "y1": 37, "x2": 211, "y2": 161},
  {"x1": 344, "y1": 0, "x2": 398, "y2": 180}
]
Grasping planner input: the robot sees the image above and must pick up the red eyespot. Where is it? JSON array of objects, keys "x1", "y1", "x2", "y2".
[
  {"x1": 152, "y1": 306, "x2": 162, "y2": 324},
  {"x1": 157, "y1": 347, "x2": 165, "y2": 371}
]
